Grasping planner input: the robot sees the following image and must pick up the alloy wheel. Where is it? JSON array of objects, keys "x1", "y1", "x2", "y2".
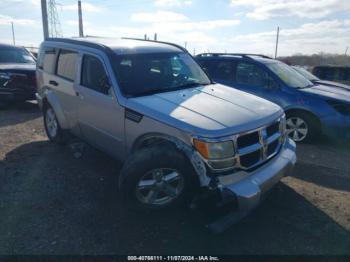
[
  {"x1": 136, "y1": 168, "x2": 184, "y2": 206},
  {"x1": 46, "y1": 108, "x2": 58, "y2": 138},
  {"x1": 286, "y1": 117, "x2": 308, "y2": 142}
]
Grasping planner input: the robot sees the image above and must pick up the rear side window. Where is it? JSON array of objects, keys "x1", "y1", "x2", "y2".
[
  {"x1": 81, "y1": 55, "x2": 110, "y2": 94},
  {"x1": 56, "y1": 49, "x2": 78, "y2": 81},
  {"x1": 37, "y1": 46, "x2": 56, "y2": 73}
]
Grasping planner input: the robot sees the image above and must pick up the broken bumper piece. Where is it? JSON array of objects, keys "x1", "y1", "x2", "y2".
[{"x1": 208, "y1": 138, "x2": 296, "y2": 233}]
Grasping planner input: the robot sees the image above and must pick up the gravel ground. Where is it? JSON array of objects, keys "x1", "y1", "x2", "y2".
[{"x1": 0, "y1": 101, "x2": 350, "y2": 255}]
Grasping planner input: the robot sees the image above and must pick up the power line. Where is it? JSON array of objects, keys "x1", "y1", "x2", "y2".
[{"x1": 47, "y1": 0, "x2": 62, "y2": 37}]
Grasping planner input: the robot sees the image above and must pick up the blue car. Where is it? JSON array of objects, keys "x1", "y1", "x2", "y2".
[{"x1": 196, "y1": 53, "x2": 350, "y2": 142}]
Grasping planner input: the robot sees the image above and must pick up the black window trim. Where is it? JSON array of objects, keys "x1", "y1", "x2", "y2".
[{"x1": 55, "y1": 48, "x2": 78, "y2": 82}]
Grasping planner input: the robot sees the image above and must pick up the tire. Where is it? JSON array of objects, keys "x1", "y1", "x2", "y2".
[
  {"x1": 43, "y1": 104, "x2": 68, "y2": 144},
  {"x1": 119, "y1": 143, "x2": 198, "y2": 210},
  {"x1": 286, "y1": 111, "x2": 319, "y2": 143}
]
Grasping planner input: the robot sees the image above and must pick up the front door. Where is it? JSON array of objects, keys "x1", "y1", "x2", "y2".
[
  {"x1": 76, "y1": 53, "x2": 125, "y2": 159},
  {"x1": 233, "y1": 61, "x2": 283, "y2": 106}
]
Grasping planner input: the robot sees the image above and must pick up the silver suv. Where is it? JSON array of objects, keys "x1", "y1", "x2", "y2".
[{"x1": 36, "y1": 37, "x2": 296, "y2": 221}]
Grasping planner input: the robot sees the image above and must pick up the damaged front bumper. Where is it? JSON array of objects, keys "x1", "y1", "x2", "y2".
[{"x1": 209, "y1": 138, "x2": 296, "y2": 233}]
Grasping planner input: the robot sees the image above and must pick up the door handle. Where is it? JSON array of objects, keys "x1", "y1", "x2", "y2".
[{"x1": 49, "y1": 80, "x2": 59, "y2": 86}]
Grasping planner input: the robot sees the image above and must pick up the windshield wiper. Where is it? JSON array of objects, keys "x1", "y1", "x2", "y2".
[{"x1": 297, "y1": 83, "x2": 314, "y2": 89}]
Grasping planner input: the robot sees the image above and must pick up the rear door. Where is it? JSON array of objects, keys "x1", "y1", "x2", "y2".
[
  {"x1": 49, "y1": 48, "x2": 80, "y2": 133},
  {"x1": 76, "y1": 53, "x2": 125, "y2": 159},
  {"x1": 199, "y1": 59, "x2": 235, "y2": 87}
]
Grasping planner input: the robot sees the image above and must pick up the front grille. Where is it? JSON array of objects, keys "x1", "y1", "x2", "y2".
[
  {"x1": 240, "y1": 150, "x2": 261, "y2": 168},
  {"x1": 236, "y1": 118, "x2": 284, "y2": 170},
  {"x1": 237, "y1": 132, "x2": 259, "y2": 148}
]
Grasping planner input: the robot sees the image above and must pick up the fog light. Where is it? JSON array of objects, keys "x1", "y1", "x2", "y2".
[{"x1": 208, "y1": 158, "x2": 236, "y2": 170}]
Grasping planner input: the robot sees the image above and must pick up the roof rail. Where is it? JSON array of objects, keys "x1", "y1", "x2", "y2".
[
  {"x1": 196, "y1": 53, "x2": 273, "y2": 59},
  {"x1": 121, "y1": 37, "x2": 188, "y2": 53}
]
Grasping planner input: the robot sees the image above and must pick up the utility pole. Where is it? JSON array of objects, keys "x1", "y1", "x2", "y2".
[
  {"x1": 184, "y1": 41, "x2": 187, "y2": 49},
  {"x1": 78, "y1": 0, "x2": 84, "y2": 37},
  {"x1": 274, "y1": 26, "x2": 280, "y2": 59},
  {"x1": 11, "y1": 22, "x2": 15, "y2": 45},
  {"x1": 345, "y1": 46, "x2": 349, "y2": 56},
  {"x1": 154, "y1": 33, "x2": 157, "y2": 41},
  {"x1": 144, "y1": 34, "x2": 147, "y2": 40},
  {"x1": 41, "y1": 0, "x2": 49, "y2": 39}
]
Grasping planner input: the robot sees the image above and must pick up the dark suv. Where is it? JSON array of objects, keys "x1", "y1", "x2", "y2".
[
  {"x1": 196, "y1": 53, "x2": 350, "y2": 142},
  {"x1": 0, "y1": 43, "x2": 37, "y2": 107}
]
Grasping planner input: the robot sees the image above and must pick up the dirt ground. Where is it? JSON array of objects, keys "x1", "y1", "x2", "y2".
[{"x1": 0, "y1": 101, "x2": 350, "y2": 255}]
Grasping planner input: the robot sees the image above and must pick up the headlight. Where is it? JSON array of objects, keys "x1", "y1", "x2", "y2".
[{"x1": 193, "y1": 139, "x2": 234, "y2": 159}]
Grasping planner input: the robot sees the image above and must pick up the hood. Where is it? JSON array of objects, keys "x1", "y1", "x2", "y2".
[
  {"x1": 300, "y1": 84, "x2": 350, "y2": 103},
  {"x1": 313, "y1": 80, "x2": 350, "y2": 91},
  {"x1": 127, "y1": 84, "x2": 283, "y2": 137},
  {"x1": 0, "y1": 63, "x2": 36, "y2": 72}
]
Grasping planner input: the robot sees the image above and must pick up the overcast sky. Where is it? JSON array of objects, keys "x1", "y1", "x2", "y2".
[{"x1": 0, "y1": 0, "x2": 349, "y2": 56}]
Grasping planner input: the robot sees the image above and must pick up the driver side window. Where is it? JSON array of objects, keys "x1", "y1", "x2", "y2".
[
  {"x1": 81, "y1": 55, "x2": 111, "y2": 95},
  {"x1": 236, "y1": 62, "x2": 276, "y2": 89}
]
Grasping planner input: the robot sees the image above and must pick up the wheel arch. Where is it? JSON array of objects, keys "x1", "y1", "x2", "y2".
[
  {"x1": 131, "y1": 133, "x2": 210, "y2": 186},
  {"x1": 284, "y1": 108, "x2": 322, "y2": 131},
  {"x1": 42, "y1": 91, "x2": 69, "y2": 129}
]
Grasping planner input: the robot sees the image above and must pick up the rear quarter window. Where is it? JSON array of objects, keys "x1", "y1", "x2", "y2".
[
  {"x1": 37, "y1": 46, "x2": 56, "y2": 73},
  {"x1": 56, "y1": 49, "x2": 78, "y2": 81}
]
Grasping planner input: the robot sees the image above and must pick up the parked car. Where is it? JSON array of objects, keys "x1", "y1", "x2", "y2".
[
  {"x1": 36, "y1": 38, "x2": 296, "y2": 229},
  {"x1": 293, "y1": 66, "x2": 350, "y2": 91},
  {"x1": 0, "y1": 43, "x2": 37, "y2": 107},
  {"x1": 196, "y1": 53, "x2": 350, "y2": 142},
  {"x1": 312, "y1": 65, "x2": 350, "y2": 85}
]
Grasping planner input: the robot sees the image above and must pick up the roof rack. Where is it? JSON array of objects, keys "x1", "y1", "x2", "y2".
[
  {"x1": 196, "y1": 53, "x2": 273, "y2": 59},
  {"x1": 121, "y1": 37, "x2": 188, "y2": 53}
]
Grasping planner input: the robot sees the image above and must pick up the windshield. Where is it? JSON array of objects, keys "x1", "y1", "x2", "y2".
[
  {"x1": 0, "y1": 48, "x2": 35, "y2": 64},
  {"x1": 293, "y1": 66, "x2": 319, "y2": 81},
  {"x1": 266, "y1": 61, "x2": 313, "y2": 88},
  {"x1": 114, "y1": 52, "x2": 211, "y2": 97}
]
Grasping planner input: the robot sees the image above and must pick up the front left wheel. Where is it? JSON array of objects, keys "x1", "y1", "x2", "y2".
[{"x1": 118, "y1": 143, "x2": 198, "y2": 210}]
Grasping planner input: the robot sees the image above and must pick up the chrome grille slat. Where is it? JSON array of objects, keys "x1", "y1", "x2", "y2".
[
  {"x1": 238, "y1": 143, "x2": 262, "y2": 156},
  {"x1": 266, "y1": 132, "x2": 281, "y2": 144}
]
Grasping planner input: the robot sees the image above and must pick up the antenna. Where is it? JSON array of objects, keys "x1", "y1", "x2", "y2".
[{"x1": 47, "y1": 0, "x2": 62, "y2": 37}]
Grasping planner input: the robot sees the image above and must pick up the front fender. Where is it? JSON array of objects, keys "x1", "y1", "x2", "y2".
[
  {"x1": 44, "y1": 89, "x2": 69, "y2": 129},
  {"x1": 132, "y1": 133, "x2": 211, "y2": 186}
]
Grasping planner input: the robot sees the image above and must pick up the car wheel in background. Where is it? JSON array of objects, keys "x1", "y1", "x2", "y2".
[{"x1": 286, "y1": 112, "x2": 319, "y2": 143}]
